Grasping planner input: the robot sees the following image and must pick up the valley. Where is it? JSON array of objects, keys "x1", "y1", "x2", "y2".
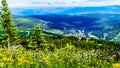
[{"x1": 12, "y1": 13, "x2": 120, "y2": 42}]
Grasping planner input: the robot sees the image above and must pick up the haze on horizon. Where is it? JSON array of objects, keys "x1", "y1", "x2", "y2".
[{"x1": 0, "y1": 0, "x2": 120, "y2": 8}]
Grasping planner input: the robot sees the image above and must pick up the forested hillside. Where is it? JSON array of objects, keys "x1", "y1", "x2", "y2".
[
  {"x1": 10, "y1": 14, "x2": 120, "y2": 42},
  {"x1": 0, "y1": 0, "x2": 120, "y2": 68}
]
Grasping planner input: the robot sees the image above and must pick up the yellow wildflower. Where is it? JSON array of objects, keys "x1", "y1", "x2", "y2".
[
  {"x1": 112, "y1": 63, "x2": 120, "y2": 68},
  {"x1": 17, "y1": 56, "x2": 25, "y2": 62},
  {"x1": 91, "y1": 66, "x2": 95, "y2": 68},
  {"x1": 0, "y1": 63, "x2": 5, "y2": 68},
  {"x1": 17, "y1": 62, "x2": 23, "y2": 66},
  {"x1": 22, "y1": 60, "x2": 29, "y2": 63},
  {"x1": 108, "y1": 54, "x2": 116, "y2": 62},
  {"x1": 43, "y1": 57, "x2": 50, "y2": 65},
  {"x1": 2, "y1": 57, "x2": 14, "y2": 64},
  {"x1": 43, "y1": 57, "x2": 49, "y2": 62},
  {"x1": 17, "y1": 59, "x2": 29, "y2": 66}
]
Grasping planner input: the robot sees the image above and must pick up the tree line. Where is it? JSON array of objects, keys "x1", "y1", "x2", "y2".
[
  {"x1": 0, "y1": 0, "x2": 120, "y2": 50},
  {"x1": 0, "y1": 0, "x2": 47, "y2": 50}
]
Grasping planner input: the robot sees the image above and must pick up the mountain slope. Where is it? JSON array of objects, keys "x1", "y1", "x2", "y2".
[
  {"x1": 10, "y1": 5, "x2": 120, "y2": 16},
  {"x1": 13, "y1": 13, "x2": 120, "y2": 41}
]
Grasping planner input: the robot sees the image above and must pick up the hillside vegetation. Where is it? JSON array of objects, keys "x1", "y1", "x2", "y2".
[
  {"x1": 12, "y1": 14, "x2": 120, "y2": 42},
  {"x1": 0, "y1": 0, "x2": 120, "y2": 68}
]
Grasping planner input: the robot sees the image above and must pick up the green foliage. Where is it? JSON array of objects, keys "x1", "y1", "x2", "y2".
[
  {"x1": 0, "y1": 1, "x2": 120, "y2": 67},
  {"x1": 28, "y1": 37, "x2": 37, "y2": 49},
  {"x1": 0, "y1": 0, "x2": 18, "y2": 49},
  {"x1": 44, "y1": 36, "x2": 120, "y2": 50},
  {"x1": 0, "y1": 48, "x2": 119, "y2": 68},
  {"x1": 28, "y1": 25, "x2": 47, "y2": 49},
  {"x1": 63, "y1": 43, "x2": 76, "y2": 50},
  {"x1": 1, "y1": 0, "x2": 17, "y2": 37}
]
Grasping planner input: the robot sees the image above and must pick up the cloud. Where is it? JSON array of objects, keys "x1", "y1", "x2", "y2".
[
  {"x1": 0, "y1": 0, "x2": 120, "y2": 7},
  {"x1": 66, "y1": 0, "x2": 86, "y2": 3}
]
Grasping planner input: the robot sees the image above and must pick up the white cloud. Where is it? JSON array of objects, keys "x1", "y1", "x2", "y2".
[{"x1": 0, "y1": 0, "x2": 120, "y2": 7}]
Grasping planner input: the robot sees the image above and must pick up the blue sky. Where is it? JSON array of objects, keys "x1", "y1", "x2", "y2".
[{"x1": 0, "y1": 0, "x2": 120, "y2": 7}]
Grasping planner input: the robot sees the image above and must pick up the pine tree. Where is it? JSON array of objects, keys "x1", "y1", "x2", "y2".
[
  {"x1": 28, "y1": 25, "x2": 47, "y2": 49},
  {"x1": 32, "y1": 25, "x2": 42, "y2": 46},
  {"x1": 0, "y1": 0, "x2": 17, "y2": 50}
]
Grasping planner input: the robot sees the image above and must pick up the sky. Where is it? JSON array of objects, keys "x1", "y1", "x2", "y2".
[{"x1": 0, "y1": 0, "x2": 120, "y2": 7}]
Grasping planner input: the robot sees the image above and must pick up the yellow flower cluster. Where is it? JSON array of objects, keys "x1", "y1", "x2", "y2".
[
  {"x1": 108, "y1": 54, "x2": 116, "y2": 62},
  {"x1": 112, "y1": 63, "x2": 120, "y2": 68},
  {"x1": 0, "y1": 48, "x2": 119, "y2": 68},
  {"x1": 0, "y1": 63, "x2": 5, "y2": 68},
  {"x1": 43, "y1": 57, "x2": 50, "y2": 65},
  {"x1": 2, "y1": 57, "x2": 14, "y2": 62}
]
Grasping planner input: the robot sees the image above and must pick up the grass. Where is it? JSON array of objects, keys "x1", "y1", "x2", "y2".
[
  {"x1": 15, "y1": 18, "x2": 32, "y2": 23},
  {"x1": 0, "y1": 47, "x2": 120, "y2": 68}
]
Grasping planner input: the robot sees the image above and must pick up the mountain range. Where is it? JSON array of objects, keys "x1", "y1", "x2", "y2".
[
  {"x1": 9, "y1": 5, "x2": 120, "y2": 41},
  {"x1": 10, "y1": 5, "x2": 120, "y2": 16}
]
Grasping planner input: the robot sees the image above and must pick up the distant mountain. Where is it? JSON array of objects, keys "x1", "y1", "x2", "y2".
[
  {"x1": 13, "y1": 13, "x2": 120, "y2": 42},
  {"x1": 10, "y1": 5, "x2": 120, "y2": 41},
  {"x1": 10, "y1": 5, "x2": 120, "y2": 16}
]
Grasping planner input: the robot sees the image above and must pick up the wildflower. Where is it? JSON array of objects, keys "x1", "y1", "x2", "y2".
[
  {"x1": 99, "y1": 60, "x2": 102, "y2": 63},
  {"x1": 112, "y1": 54, "x2": 116, "y2": 58},
  {"x1": 64, "y1": 58, "x2": 68, "y2": 63},
  {"x1": 91, "y1": 66, "x2": 95, "y2": 68},
  {"x1": 17, "y1": 59, "x2": 29, "y2": 66},
  {"x1": 17, "y1": 56, "x2": 25, "y2": 62},
  {"x1": 108, "y1": 54, "x2": 116, "y2": 62},
  {"x1": 17, "y1": 62, "x2": 23, "y2": 66},
  {"x1": 2, "y1": 57, "x2": 9, "y2": 62},
  {"x1": 41, "y1": 60, "x2": 45, "y2": 66},
  {"x1": 0, "y1": 63, "x2": 5, "y2": 68},
  {"x1": 112, "y1": 63, "x2": 120, "y2": 68},
  {"x1": 2, "y1": 57, "x2": 14, "y2": 65},
  {"x1": 43, "y1": 57, "x2": 49, "y2": 65}
]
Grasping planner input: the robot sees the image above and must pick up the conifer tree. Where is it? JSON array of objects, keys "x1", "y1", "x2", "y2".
[
  {"x1": 0, "y1": 0, "x2": 17, "y2": 50},
  {"x1": 32, "y1": 25, "x2": 42, "y2": 47},
  {"x1": 28, "y1": 25, "x2": 47, "y2": 49}
]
